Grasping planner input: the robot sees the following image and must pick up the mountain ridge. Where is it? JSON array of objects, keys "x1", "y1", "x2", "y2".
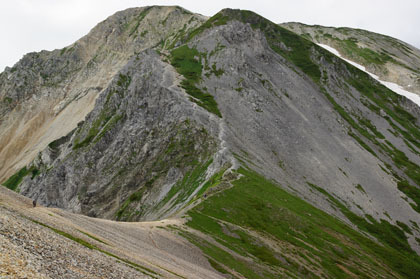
[{"x1": 2, "y1": 6, "x2": 420, "y2": 278}]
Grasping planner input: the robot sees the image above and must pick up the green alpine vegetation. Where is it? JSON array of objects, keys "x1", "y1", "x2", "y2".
[
  {"x1": 334, "y1": 37, "x2": 394, "y2": 65},
  {"x1": 184, "y1": 168, "x2": 420, "y2": 279},
  {"x1": 170, "y1": 45, "x2": 222, "y2": 117},
  {"x1": 2, "y1": 166, "x2": 39, "y2": 191}
]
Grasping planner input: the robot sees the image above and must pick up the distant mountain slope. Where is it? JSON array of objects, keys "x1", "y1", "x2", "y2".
[
  {"x1": 2, "y1": 6, "x2": 420, "y2": 279},
  {"x1": 281, "y1": 22, "x2": 420, "y2": 94}
]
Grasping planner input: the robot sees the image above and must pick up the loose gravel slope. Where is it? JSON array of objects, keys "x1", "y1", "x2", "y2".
[{"x1": 0, "y1": 186, "x2": 223, "y2": 278}]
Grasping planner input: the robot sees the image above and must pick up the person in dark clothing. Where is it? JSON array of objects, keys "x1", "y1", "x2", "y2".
[{"x1": 32, "y1": 199, "x2": 37, "y2": 207}]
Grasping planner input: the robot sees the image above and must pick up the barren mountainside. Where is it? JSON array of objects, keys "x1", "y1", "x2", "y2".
[{"x1": 2, "y1": 6, "x2": 420, "y2": 278}]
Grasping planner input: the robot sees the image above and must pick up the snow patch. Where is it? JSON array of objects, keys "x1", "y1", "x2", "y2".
[{"x1": 318, "y1": 44, "x2": 420, "y2": 107}]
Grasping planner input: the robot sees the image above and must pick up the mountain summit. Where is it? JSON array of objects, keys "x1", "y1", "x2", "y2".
[{"x1": 2, "y1": 6, "x2": 420, "y2": 278}]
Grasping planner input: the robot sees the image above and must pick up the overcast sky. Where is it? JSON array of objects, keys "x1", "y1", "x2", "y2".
[{"x1": 1, "y1": 0, "x2": 419, "y2": 71}]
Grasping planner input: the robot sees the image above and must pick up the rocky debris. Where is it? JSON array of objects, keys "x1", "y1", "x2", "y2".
[
  {"x1": 0, "y1": 185, "x2": 223, "y2": 279},
  {"x1": 0, "y1": 206, "x2": 152, "y2": 279}
]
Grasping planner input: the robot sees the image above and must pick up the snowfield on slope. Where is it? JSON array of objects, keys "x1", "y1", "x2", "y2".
[{"x1": 318, "y1": 44, "x2": 420, "y2": 106}]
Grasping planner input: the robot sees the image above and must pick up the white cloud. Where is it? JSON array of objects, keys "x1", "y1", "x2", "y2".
[{"x1": 1, "y1": 0, "x2": 419, "y2": 71}]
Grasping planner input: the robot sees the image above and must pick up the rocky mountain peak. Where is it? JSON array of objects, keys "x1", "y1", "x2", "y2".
[{"x1": 0, "y1": 6, "x2": 205, "y2": 183}]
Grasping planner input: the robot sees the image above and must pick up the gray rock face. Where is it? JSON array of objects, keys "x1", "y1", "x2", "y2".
[
  {"x1": 3, "y1": 6, "x2": 420, "y2": 256},
  {"x1": 20, "y1": 50, "x2": 223, "y2": 220}
]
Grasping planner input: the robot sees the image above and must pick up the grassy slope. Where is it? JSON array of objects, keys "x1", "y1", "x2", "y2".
[
  {"x1": 2, "y1": 166, "x2": 39, "y2": 191},
  {"x1": 184, "y1": 168, "x2": 420, "y2": 279},
  {"x1": 170, "y1": 45, "x2": 222, "y2": 117}
]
